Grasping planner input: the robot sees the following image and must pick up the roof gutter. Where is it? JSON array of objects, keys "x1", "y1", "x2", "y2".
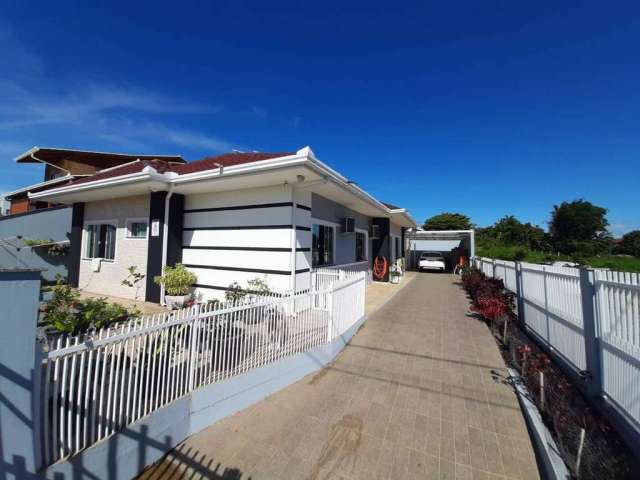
[{"x1": 28, "y1": 167, "x2": 174, "y2": 201}]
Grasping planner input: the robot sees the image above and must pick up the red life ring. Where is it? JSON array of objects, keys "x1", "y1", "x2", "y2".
[{"x1": 373, "y1": 256, "x2": 388, "y2": 279}]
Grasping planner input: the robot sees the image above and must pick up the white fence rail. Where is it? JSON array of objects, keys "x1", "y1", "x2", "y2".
[
  {"x1": 40, "y1": 272, "x2": 366, "y2": 466},
  {"x1": 473, "y1": 257, "x2": 640, "y2": 435}
]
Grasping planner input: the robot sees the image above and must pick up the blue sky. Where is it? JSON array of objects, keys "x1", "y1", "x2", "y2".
[{"x1": 1, "y1": 1, "x2": 638, "y2": 234}]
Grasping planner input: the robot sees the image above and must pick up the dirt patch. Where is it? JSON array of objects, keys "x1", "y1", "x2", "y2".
[{"x1": 310, "y1": 414, "x2": 363, "y2": 480}]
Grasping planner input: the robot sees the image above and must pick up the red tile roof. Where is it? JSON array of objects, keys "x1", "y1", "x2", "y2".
[
  {"x1": 382, "y1": 202, "x2": 402, "y2": 210},
  {"x1": 174, "y1": 152, "x2": 293, "y2": 175},
  {"x1": 61, "y1": 152, "x2": 294, "y2": 188}
]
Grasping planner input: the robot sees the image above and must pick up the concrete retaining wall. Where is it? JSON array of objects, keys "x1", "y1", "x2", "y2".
[{"x1": 0, "y1": 206, "x2": 72, "y2": 282}]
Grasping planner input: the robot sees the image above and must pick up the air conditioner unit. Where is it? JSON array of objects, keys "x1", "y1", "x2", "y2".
[{"x1": 342, "y1": 217, "x2": 355, "y2": 233}]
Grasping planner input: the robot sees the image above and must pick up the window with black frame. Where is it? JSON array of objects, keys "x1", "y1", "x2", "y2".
[
  {"x1": 355, "y1": 231, "x2": 366, "y2": 261},
  {"x1": 85, "y1": 223, "x2": 117, "y2": 260},
  {"x1": 312, "y1": 224, "x2": 334, "y2": 266}
]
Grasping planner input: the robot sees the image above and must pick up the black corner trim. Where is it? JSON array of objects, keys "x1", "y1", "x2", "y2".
[
  {"x1": 68, "y1": 203, "x2": 84, "y2": 287},
  {"x1": 296, "y1": 226, "x2": 311, "y2": 231}
]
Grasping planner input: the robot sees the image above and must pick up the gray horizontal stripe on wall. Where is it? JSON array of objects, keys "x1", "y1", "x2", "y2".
[
  {"x1": 184, "y1": 264, "x2": 311, "y2": 276},
  {"x1": 183, "y1": 246, "x2": 311, "y2": 252},
  {"x1": 184, "y1": 225, "x2": 312, "y2": 231},
  {"x1": 184, "y1": 202, "x2": 295, "y2": 213}
]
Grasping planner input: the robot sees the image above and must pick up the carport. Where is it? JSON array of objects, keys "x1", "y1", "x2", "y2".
[{"x1": 406, "y1": 229, "x2": 475, "y2": 271}]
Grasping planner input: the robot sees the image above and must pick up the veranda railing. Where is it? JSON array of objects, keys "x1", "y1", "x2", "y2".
[{"x1": 40, "y1": 272, "x2": 366, "y2": 466}]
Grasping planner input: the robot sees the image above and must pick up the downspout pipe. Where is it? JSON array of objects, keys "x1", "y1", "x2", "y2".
[{"x1": 160, "y1": 184, "x2": 174, "y2": 306}]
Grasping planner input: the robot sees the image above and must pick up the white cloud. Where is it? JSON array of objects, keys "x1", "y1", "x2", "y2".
[
  {"x1": 124, "y1": 121, "x2": 245, "y2": 153},
  {"x1": 0, "y1": 16, "x2": 251, "y2": 178},
  {"x1": 0, "y1": 80, "x2": 216, "y2": 129}
]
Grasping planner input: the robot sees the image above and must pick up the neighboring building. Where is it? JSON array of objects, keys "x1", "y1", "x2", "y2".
[
  {"x1": 0, "y1": 148, "x2": 185, "y2": 280},
  {"x1": 31, "y1": 147, "x2": 416, "y2": 302},
  {"x1": 5, "y1": 147, "x2": 184, "y2": 215},
  {"x1": 0, "y1": 196, "x2": 9, "y2": 216}
]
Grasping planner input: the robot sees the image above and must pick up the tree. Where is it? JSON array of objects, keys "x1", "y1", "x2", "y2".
[
  {"x1": 489, "y1": 215, "x2": 549, "y2": 251},
  {"x1": 615, "y1": 230, "x2": 640, "y2": 257},
  {"x1": 423, "y1": 212, "x2": 471, "y2": 231},
  {"x1": 549, "y1": 200, "x2": 611, "y2": 255}
]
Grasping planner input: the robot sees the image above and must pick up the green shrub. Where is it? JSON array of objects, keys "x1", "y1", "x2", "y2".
[
  {"x1": 154, "y1": 263, "x2": 197, "y2": 296},
  {"x1": 42, "y1": 278, "x2": 136, "y2": 335}
]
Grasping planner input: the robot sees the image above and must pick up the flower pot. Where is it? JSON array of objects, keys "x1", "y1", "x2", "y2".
[
  {"x1": 390, "y1": 274, "x2": 400, "y2": 284},
  {"x1": 165, "y1": 294, "x2": 190, "y2": 309}
]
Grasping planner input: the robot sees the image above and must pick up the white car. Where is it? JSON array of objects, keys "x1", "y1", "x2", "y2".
[{"x1": 419, "y1": 252, "x2": 446, "y2": 272}]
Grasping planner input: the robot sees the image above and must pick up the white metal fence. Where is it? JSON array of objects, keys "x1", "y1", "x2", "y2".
[
  {"x1": 473, "y1": 257, "x2": 640, "y2": 434},
  {"x1": 39, "y1": 271, "x2": 366, "y2": 466},
  {"x1": 311, "y1": 260, "x2": 371, "y2": 290}
]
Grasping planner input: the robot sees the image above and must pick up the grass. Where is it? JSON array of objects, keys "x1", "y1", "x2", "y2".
[{"x1": 476, "y1": 244, "x2": 640, "y2": 272}]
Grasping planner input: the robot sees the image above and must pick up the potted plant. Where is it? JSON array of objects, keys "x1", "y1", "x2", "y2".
[
  {"x1": 389, "y1": 264, "x2": 401, "y2": 284},
  {"x1": 154, "y1": 264, "x2": 197, "y2": 309}
]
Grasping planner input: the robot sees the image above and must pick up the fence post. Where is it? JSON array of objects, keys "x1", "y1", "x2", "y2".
[
  {"x1": 187, "y1": 304, "x2": 200, "y2": 392},
  {"x1": 326, "y1": 282, "x2": 334, "y2": 343},
  {"x1": 492, "y1": 259, "x2": 497, "y2": 278},
  {"x1": 579, "y1": 268, "x2": 602, "y2": 398},
  {"x1": 515, "y1": 262, "x2": 525, "y2": 324},
  {"x1": 0, "y1": 269, "x2": 43, "y2": 474}
]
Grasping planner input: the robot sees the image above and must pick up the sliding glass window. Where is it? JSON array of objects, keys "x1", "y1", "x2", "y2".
[
  {"x1": 312, "y1": 224, "x2": 334, "y2": 266},
  {"x1": 85, "y1": 223, "x2": 117, "y2": 261}
]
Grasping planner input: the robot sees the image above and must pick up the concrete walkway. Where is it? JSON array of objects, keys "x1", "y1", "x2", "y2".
[{"x1": 139, "y1": 273, "x2": 539, "y2": 480}]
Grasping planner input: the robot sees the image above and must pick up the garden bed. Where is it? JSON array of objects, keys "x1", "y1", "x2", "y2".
[{"x1": 461, "y1": 267, "x2": 636, "y2": 480}]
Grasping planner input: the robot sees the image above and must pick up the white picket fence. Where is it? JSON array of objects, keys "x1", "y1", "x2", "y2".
[
  {"x1": 473, "y1": 257, "x2": 640, "y2": 433},
  {"x1": 39, "y1": 271, "x2": 366, "y2": 466},
  {"x1": 595, "y1": 270, "x2": 640, "y2": 429}
]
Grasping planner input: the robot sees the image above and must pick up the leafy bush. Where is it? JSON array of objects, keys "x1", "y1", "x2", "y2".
[
  {"x1": 23, "y1": 237, "x2": 69, "y2": 256},
  {"x1": 225, "y1": 277, "x2": 272, "y2": 303},
  {"x1": 461, "y1": 267, "x2": 514, "y2": 322},
  {"x1": 154, "y1": 263, "x2": 197, "y2": 296},
  {"x1": 42, "y1": 279, "x2": 134, "y2": 335}
]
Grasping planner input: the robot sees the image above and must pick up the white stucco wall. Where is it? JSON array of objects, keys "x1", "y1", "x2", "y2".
[
  {"x1": 182, "y1": 185, "x2": 311, "y2": 301},
  {"x1": 78, "y1": 195, "x2": 150, "y2": 300}
]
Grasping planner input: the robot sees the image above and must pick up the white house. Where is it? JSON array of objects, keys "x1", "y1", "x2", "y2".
[{"x1": 31, "y1": 147, "x2": 416, "y2": 303}]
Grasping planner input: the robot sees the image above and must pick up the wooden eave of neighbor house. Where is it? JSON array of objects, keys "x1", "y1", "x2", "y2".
[{"x1": 29, "y1": 147, "x2": 417, "y2": 228}]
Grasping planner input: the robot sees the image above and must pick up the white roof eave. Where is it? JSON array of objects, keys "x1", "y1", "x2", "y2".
[{"x1": 27, "y1": 147, "x2": 412, "y2": 222}]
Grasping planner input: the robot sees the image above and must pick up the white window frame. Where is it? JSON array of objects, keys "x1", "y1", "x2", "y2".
[
  {"x1": 125, "y1": 217, "x2": 149, "y2": 239},
  {"x1": 82, "y1": 219, "x2": 118, "y2": 262},
  {"x1": 311, "y1": 218, "x2": 338, "y2": 266},
  {"x1": 354, "y1": 227, "x2": 369, "y2": 261}
]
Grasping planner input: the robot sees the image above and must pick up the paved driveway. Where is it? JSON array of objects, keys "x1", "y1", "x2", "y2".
[{"x1": 139, "y1": 273, "x2": 539, "y2": 480}]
